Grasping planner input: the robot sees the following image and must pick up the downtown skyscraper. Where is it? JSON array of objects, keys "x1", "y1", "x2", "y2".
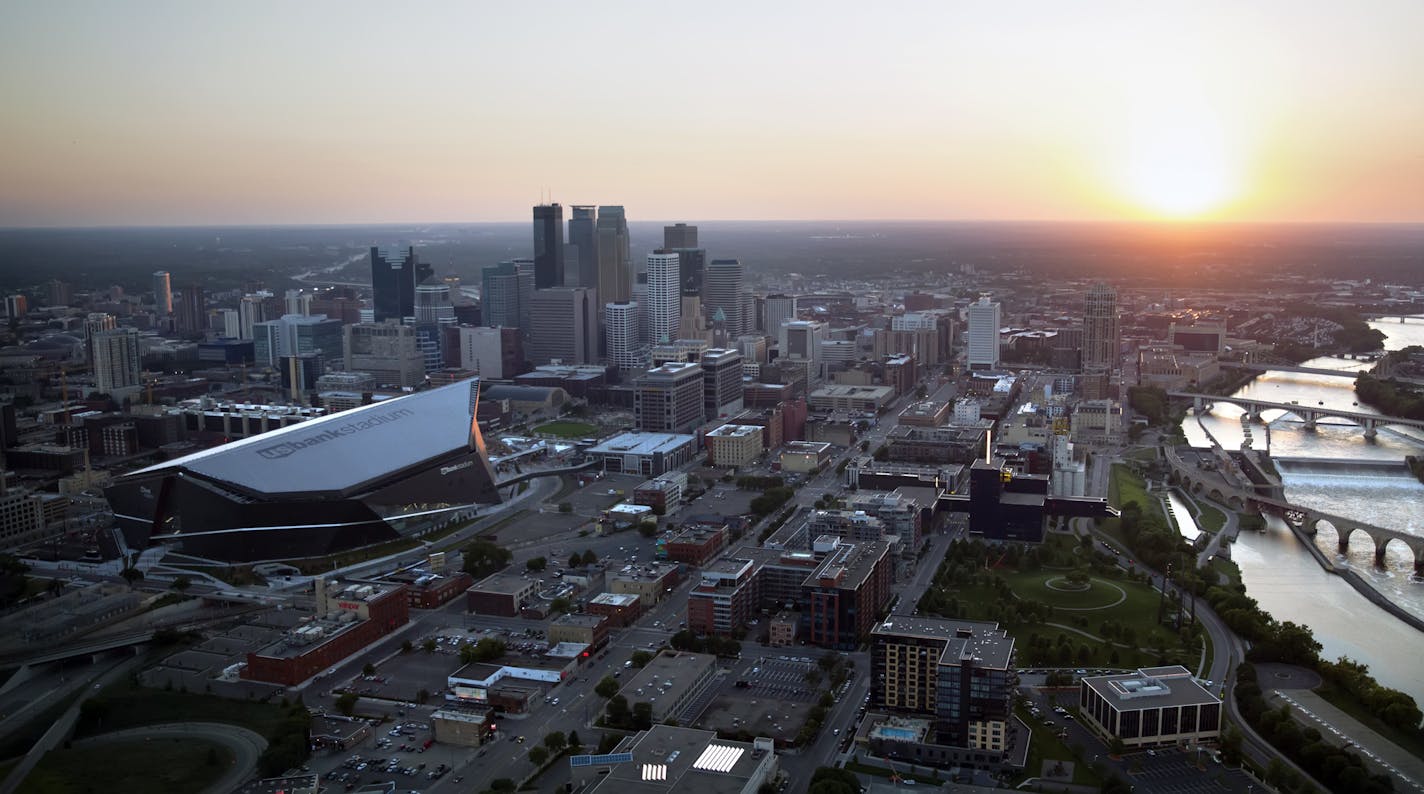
[
  {"x1": 152, "y1": 270, "x2": 172, "y2": 315},
  {"x1": 646, "y1": 252, "x2": 682, "y2": 345},
  {"x1": 370, "y1": 245, "x2": 432, "y2": 323},
  {"x1": 568, "y1": 205, "x2": 599, "y2": 288},
  {"x1": 702, "y1": 259, "x2": 746, "y2": 338},
  {"x1": 596, "y1": 206, "x2": 631, "y2": 305},
  {"x1": 966, "y1": 295, "x2": 1002, "y2": 371},
  {"x1": 1082, "y1": 282, "x2": 1120, "y2": 373},
  {"x1": 533, "y1": 203, "x2": 565, "y2": 290}
]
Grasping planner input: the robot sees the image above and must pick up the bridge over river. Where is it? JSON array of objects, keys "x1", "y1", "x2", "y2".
[
  {"x1": 1165, "y1": 448, "x2": 1424, "y2": 575},
  {"x1": 1169, "y1": 391, "x2": 1424, "y2": 439}
]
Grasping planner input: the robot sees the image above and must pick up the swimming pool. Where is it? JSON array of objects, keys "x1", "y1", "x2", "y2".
[{"x1": 876, "y1": 727, "x2": 919, "y2": 741}]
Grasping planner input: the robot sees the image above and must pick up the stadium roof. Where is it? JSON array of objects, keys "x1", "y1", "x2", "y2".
[{"x1": 128, "y1": 379, "x2": 478, "y2": 496}]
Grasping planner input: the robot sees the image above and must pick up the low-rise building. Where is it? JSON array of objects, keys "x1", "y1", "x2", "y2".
[
  {"x1": 658, "y1": 522, "x2": 729, "y2": 566},
  {"x1": 547, "y1": 612, "x2": 610, "y2": 650},
  {"x1": 898, "y1": 400, "x2": 950, "y2": 427},
  {"x1": 466, "y1": 570, "x2": 537, "y2": 617},
  {"x1": 432, "y1": 707, "x2": 497, "y2": 747},
  {"x1": 705, "y1": 423, "x2": 763, "y2": 467},
  {"x1": 885, "y1": 424, "x2": 989, "y2": 465},
  {"x1": 617, "y1": 651, "x2": 718, "y2": 723},
  {"x1": 402, "y1": 571, "x2": 474, "y2": 609},
  {"x1": 586, "y1": 432, "x2": 698, "y2": 477},
  {"x1": 609, "y1": 561, "x2": 681, "y2": 606},
  {"x1": 587, "y1": 592, "x2": 642, "y2": 627},
  {"x1": 1070, "y1": 399, "x2": 1124, "y2": 445},
  {"x1": 243, "y1": 580, "x2": 409, "y2": 686},
  {"x1": 1079, "y1": 666, "x2": 1222, "y2": 749},
  {"x1": 582, "y1": 724, "x2": 778, "y2": 794},
  {"x1": 808, "y1": 384, "x2": 896, "y2": 414},
  {"x1": 768, "y1": 612, "x2": 798, "y2": 647},
  {"x1": 780, "y1": 440, "x2": 833, "y2": 473},
  {"x1": 632, "y1": 472, "x2": 687, "y2": 514}
]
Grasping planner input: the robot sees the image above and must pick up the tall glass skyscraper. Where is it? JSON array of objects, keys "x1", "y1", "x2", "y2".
[
  {"x1": 533, "y1": 203, "x2": 565, "y2": 290},
  {"x1": 370, "y1": 245, "x2": 432, "y2": 323},
  {"x1": 568, "y1": 205, "x2": 599, "y2": 289},
  {"x1": 596, "y1": 206, "x2": 631, "y2": 305},
  {"x1": 702, "y1": 259, "x2": 745, "y2": 338},
  {"x1": 1082, "y1": 282, "x2": 1119, "y2": 373}
]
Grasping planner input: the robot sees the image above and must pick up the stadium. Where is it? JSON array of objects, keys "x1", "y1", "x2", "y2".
[{"x1": 105, "y1": 378, "x2": 502, "y2": 562}]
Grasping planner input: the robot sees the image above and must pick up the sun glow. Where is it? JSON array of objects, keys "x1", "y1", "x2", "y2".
[{"x1": 1121, "y1": 99, "x2": 1241, "y2": 219}]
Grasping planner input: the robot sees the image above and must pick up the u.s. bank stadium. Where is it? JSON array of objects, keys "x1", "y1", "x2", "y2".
[{"x1": 105, "y1": 379, "x2": 502, "y2": 562}]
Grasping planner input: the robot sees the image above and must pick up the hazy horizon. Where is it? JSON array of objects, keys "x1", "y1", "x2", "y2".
[{"x1": 3, "y1": 1, "x2": 1422, "y2": 227}]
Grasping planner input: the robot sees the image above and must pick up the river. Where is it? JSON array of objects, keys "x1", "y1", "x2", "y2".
[{"x1": 1181, "y1": 315, "x2": 1424, "y2": 706}]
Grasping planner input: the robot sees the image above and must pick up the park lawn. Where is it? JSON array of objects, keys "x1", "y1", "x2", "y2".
[
  {"x1": 533, "y1": 420, "x2": 599, "y2": 439},
  {"x1": 1195, "y1": 501, "x2": 1227, "y2": 533},
  {"x1": 76, "y1": 679, "x2": 289, "y2": 739},
  {"x1": 1012, "y1": 705, "x2": 1103, "y2": 788},
  {"x1": 18, "y1": 738, "x2": 232, "y2": 794},
  {"x1": 1109, "y1": 463, "x2": 1151, "y2": 511},
  {"x1": 1209, "y1": 556, "x2": 1242, "y2": 589}
]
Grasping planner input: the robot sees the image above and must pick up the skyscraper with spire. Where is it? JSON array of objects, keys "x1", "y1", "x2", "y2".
[
  {"x1": 596, "y1": 206, "x2": 631, "y2": 305},
  {"x1": 533, "y1": 203, "x2": 565, "y2": 290}
]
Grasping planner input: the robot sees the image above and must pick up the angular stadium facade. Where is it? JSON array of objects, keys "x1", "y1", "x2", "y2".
[{"x1": 105, "y1": 379, "x2": 502, "y2": 562}]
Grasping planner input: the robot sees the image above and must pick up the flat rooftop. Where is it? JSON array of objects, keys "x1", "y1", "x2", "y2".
[
  {"x1": 1085, "y1": 665, "x2": 1219, "y2": 709},
  {"x1": 611, "y1": 562, "x2": 679, "y2": 582},
  {"x1": 590, "y1": 592, "x2": 640, "y2": 607},
  {"x1": 589, "y1": 432, "x2": 696, "y2": 457},
  {"x1": 872, "y1": 616, "x2": 1015, "y2": 670},
  {"x1": 551, "y1": 613, "x2": 606, "y2": 629},
  {"x1": 804, "y1": 538, "x2": 889, "y2": 592},
  {"x1": 706, "y1": 424, "x2": 762, "y2": 439},
  {"x1": 590, "y1": 724, "x2": 770, "y2": 794},
  {"x1": 125, "y1": 378, "x2": 482, "y2": 496},
  {"x1": 471, "y1": 570, "x2": 536, "y2": 595},
  {"x1": 619, "y1": 652, "x2": 716, "y2": 718}
]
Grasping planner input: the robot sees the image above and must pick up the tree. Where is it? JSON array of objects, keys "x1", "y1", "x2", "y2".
[
  {"x1": 595, "y1": 676, "x2": 620, "y2": 698},
  {"x1": 335, "y1": 692, "x2": 358, "y2": 716},
  {"x1": 638, "y1": 521, "x2": 658, "y2": 538},
  {"x1": 567, "y1": 730, "x2": 582, "y2": 750},
  {"x1": 462, "y1": 539, "x2": 512, "y2": 578},
  {"x1": 490, "y1": 780, "x2": 516, "y2": 793},
  {"x1": 632, "y1": 701, "x2": 653, "y2": 730},
  {"x1": 544, "y1": 731, "x2": 566, "y2": 752},
  {"x1": 526, "y1": 556, "x2": 548, "y2": 572},
  {"x1": 558, "y1": 502, "x2": 573, "y2": 513},
  {"x1": 549, "y1": 596, "x2": 571, "y2": 614},
  {"x1": 362, "y1": 663, "x2": 376, "y2": 677},
  {"x1": 528, "y1": 746, "x2": 549, "y2": 766},
  {"x1": 606, "y1": 695, "x2": 630, "y2": 726},
  {"x1": 581, "y1": 549, "x2": 598, "y2": 566},
  {"x1": 809, "y1": 767, "x2": 859, "y2": 794},
  {"x1": 460, "y1": 637, "x2": 507, "y2": 664},
  {"x1": 568, "y1": 553, "x2": 583, "y2": 569},
  {"x1": 631, "y1": 650, "x2": 654, "y2": 667},
  {"x1": 422, "y1": 638, "x2": 437, "y2": 653}
]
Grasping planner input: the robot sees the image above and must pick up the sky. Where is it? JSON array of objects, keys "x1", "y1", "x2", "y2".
[{"x1": 2, "y1": 1, "x2": 1422, "y2": 227}]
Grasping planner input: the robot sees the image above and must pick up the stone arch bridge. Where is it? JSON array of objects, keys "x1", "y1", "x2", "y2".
[{"x1": 1165, "y1": 449, "x2": 1424, "y2": 575}]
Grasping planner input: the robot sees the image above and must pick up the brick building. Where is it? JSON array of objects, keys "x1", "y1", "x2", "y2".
[
  {"x1": 586, "y1": 592, "x2": 642, "y2": 627},
  {"x1": 658, "y1": 522, "x2": 729, "y2": 566},
  {"x1": 243, "y1": 580, "x2": 409, "y2": 686}
]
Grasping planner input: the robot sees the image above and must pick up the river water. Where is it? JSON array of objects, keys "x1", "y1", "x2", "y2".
[{"x1": 1181, "y1": 315, "x2": 1424, "y2": 706}]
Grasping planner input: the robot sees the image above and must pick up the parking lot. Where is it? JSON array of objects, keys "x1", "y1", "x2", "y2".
[{"x1": 695, "y1": 654, "x2": 826, "y2": 744}]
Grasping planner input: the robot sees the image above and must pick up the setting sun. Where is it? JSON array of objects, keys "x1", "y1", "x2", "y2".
[{"x1": 1121, "y1": 101, "x2": 1240, "y2": 219}]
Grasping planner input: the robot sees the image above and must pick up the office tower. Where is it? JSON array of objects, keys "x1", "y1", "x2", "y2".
[
  {"x1": 176, "y1": 285, "x2": 207, "y2": 335},
  {"x1": 966, "y1": 296, "x2": 1002, "y2": 371},
  {"x1": 871, "y1": 617, "x2": 1015, "y2": 751},
  {"x1": 525, "y1": 287, "x2": 599, "y2": 366},
  {"x1": 596, "y1": 206, "x2": 631, "y2": 305},
  {"x1": 92, "y1": 328, "x2": 142, "y2": 394},
  {"x1": 1083, "y1": 282, "x2": 1120, "y2": 372},
  {"x1": 703, "y1": 259, "x2": 745, "y2": 338},
  {"x1": 253, "y1": 314, "x2": 344, "y2": 369},
  {"x1": 370, "y1": 245, "x2": 433, "y2": 323},
  {"x1": 663, "y1": 222, "x2": 698, "y2": 250},
  {"x1": 284, "y1": 289, "x2": 312, "y2": 316},
  {"x1": 763, "y1": 294, "x2": 796, "y2": 336},
  {"x1": 701, "y1": 348, "x2": 744, "y2": 419},
  {"x1": 604, "y1": 301, "x2": 647, "y2": 377},
  {"x1": 221, "y1": 309, "x2": 241, "y2": 339},
  {"x1": 47, "y1": 280, "x2": 72, "y2": 308},
  {"x1": 480, "y1": 260, "x2": 534, "y2": 333},
  {"x1": 458, "y1": 326, "x2": 523, "y2": 379},
  {"x1": 413, "y1": 279, "x2": 456, "y2": 375},
  {"x1": 634, "y1": 362, "x2": 705, "y2": 433},
  {"x1": 4, "y1": 295, "x2": 26, "y2": 319},
  {"x1": 646, "y1": 252, "x2": 682, "y2": 345},
  {"x1": 309, "y1": 287, "x2": 363, "y2": 325},
  {"x1": 568, "y1": 205, "x2": 599, "y2": 289},
  {"x1": 343, "y1": 321, "x2": 425, "y2": 388},
  {"x1": 533, "y1": 203, "x2": 565, "y2": 290},
  {"x1": 152, "y1": 271, "x2": 172, "y2": 315},
  {"x1": 678, "y1": 295, "x2": 708, "y2": 341},
  {"x1": 779, "y1": 319, "x2": 825, "y2": 361}
]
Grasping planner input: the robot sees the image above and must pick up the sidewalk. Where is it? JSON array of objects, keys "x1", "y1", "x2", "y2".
[{"x1": 1270, "y1": 689, "x2": 1424, "y2": 792}]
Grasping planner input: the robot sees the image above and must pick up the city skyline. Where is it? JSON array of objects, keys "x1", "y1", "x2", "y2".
[{"x1": 2, "y1": 2, "x2": 1422, "y2": 227}]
